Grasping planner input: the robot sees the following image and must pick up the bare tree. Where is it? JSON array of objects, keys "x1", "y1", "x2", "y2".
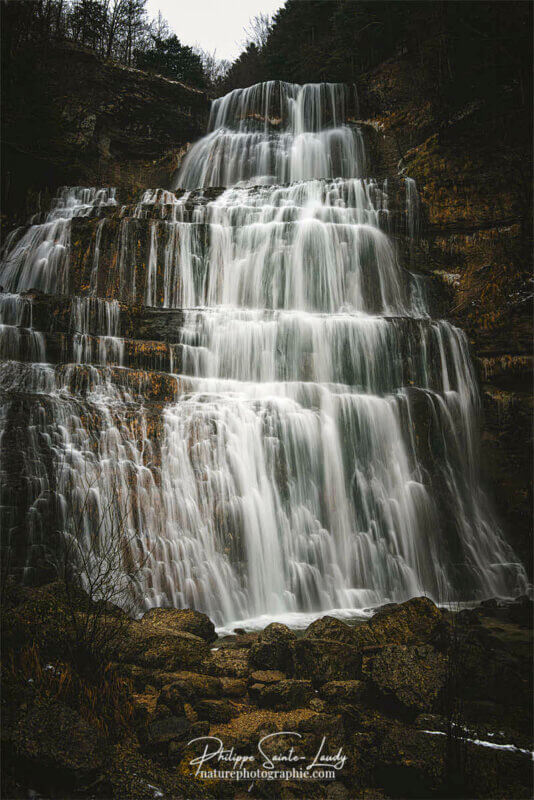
[
  {"x1": 242, "y1": 12, "x2": 272, "y2": 51},
  {"x1": 193, "y1": 46, "x2": 231, "y2": 93},
  {"x1": 149, "y1": 9, "x2": 170, "y2": 41},
  {"x1": 44, "y1": 462, "x2": 152, "y2": 670},
  {"x1": 103, "y1": 0, "x2": 125, "y2": 58}
]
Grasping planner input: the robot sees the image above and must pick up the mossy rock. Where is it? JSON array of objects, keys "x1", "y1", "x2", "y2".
[
  {"x1": 9, "y1": 700, "x2": 106, "y2": 792},
  {"x1": 140, "y1": 607, "x2": 217, "y2": 644},
  {"x1": 366, "y1": 644, "x2": 447, "y2": 713},
  {"x1": 290, "y1": 638, "x2": 362, "y2": 685},
  {"x1": 118, "y1": 624, "x2": 209, "y2": 671},
  {"x1": 368, "y1": 596, "x2": 444, "y2": 646},
  {"x1": 248, "y1": 622, "x2": 297, "y2": 671},
  {"x1": 250, "y1": 679, "x2": 314, "y2": 710}
]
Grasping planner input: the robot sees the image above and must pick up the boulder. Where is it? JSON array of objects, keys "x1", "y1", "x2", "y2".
[
  {"x1": 369, "y1": 596, "x2": 443, "y2": 646},
  {"x1": 157, "y1": 672, "x2": 222, "y2": 702},
  {"x1": 131, "y1": 689, "x2": 163, "y2": 725},
  {"x1": 2, "y1": 581, "x2": 127, "y2": 662},
  {"x1": 208, "y1": 708, "x2": 318, "y2": 752},
  {"x1": 305, "y1": 616, "x2": 377, "y2": 649},
  {"x1": 141, "y1": 607, "x2": 217, "y2": 643},
  {"x1": 194, "y1": 699, "x2": 240, "y2": 723},
  {"x1": 119, "y1": 624, "x2": 210, "y2": 670},
  {"x1": 248, "y1": 623, "x2": 297, "y2": 672},
  {"x1": 204, "y1": 646, "x2": 250, "y2": 678},
  {"x1": 220, "y1": 677, "x2": 247, "y2": 697},
  {"x1": 377, "y1": 722, "x2": 445, "y2": 797},
  {"x1": 290, "y1": 638, "x2": 362, "y2": 685},
  {"x1": 476, "y1": 595, "x2": 533, "y2": 629},
  {"x1": 143, "y1": 715, "x2": 192, "y2": 751},
  {"x1": 366, "y1": 644, "x2": 447, "y2": 713},
  {"x1": 167, "y1": 721, "x2": 210, "y2": 757},
  {"x1": 249, "y1": 669, "x2": 286, "y2": 684},
  {"x1": 10, "y1": 701, "x2": 105, "y2": 790},
  {"x1": 320, "y1": 680, "x2": 365, "y2": 705},
  {"x1": 508, "y1": 595, "x2": 533, "y2": 628},
  {"x1": 296, "y1": 711, "x2": 345, "y2": 747},
  {"x1": 250, "y1": 679, "x2": 314, "y2": 710},
  {"x1": 158, "y1": 683, "x2": 188, "y2": 715}
]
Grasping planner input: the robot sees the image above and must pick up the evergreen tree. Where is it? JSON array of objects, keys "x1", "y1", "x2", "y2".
[{"x1": 135, "y1": 35, "x2": 206, "y2": 86}]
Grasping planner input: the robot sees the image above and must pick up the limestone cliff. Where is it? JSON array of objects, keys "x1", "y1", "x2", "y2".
[
  {"x1": 358, "y1": 45, "x2": 532, "y2": 572},
  {"x1": 1, "y1": 41, "x2": 209, "y2": 231}
]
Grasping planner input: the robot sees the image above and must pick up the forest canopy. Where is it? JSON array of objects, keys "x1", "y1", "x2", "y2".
[
  {"x1": 222, "y1": 0, "x2": 531, "y2": 112},
  {"x1": 1, "y1": 0, "x2": 531, "y2": 107},
  {"x1": 0, "y1": 0, "x2": 227, "y2": 91}
]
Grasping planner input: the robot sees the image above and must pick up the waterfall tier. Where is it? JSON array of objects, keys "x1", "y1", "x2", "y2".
[
  {"x1": 176, "y1": 81, "x2": 364, "y2": 188},
  {"x1": 0, "y1": 82, "x2": 527, "y2": 628}
]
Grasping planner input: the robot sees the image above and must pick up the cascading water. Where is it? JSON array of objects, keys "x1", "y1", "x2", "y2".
[{"x1": 0, "y1": 81, "x2": 527, "y2": 628}]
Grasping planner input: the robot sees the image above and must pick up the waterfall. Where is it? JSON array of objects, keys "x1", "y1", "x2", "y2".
[
  {"x1": 176, "y1": 82, "x2": 364, "y2": 188},
  {"x1": 0, "y1": 80, "x2": 527, "y2": 626}
]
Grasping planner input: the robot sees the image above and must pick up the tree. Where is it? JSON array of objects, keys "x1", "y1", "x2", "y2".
[
  {"x1": 103, "y1": 0, "x2": 125, "y2": 59},
  {"x1": 121, "y1": 0, "x2": 147, "y2": 66},
  {"x1": 242, "y1": 11, "x2": 272, "y2": 51},
  {"x1": 135, "y1": 34, "x2": 206, "y2": 86},
  {"x1": 41, "y1": 463, "x2": 153, "y2": 671},
  {"x1": 149, "y1": 9, "x2": 170, "y2": 41},
  {"x1": 70, "y1": 0, "x2": 108, "y2": 51},
  {"x1": 193, "y1": 46, "x2": 230, "y2": 95}
]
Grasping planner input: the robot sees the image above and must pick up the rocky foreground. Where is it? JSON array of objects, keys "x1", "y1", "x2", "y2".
[{"x1": 2, "y1": 584, "x2": 532, "y2": 799}]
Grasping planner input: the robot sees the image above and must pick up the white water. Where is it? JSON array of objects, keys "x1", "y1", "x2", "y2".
[
  {"x1": 0, "y1": 81, "x2": 527, "y2": 625},
  {"x1": 177, "y1": 81, "x2": 364, "y2": 188}
]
